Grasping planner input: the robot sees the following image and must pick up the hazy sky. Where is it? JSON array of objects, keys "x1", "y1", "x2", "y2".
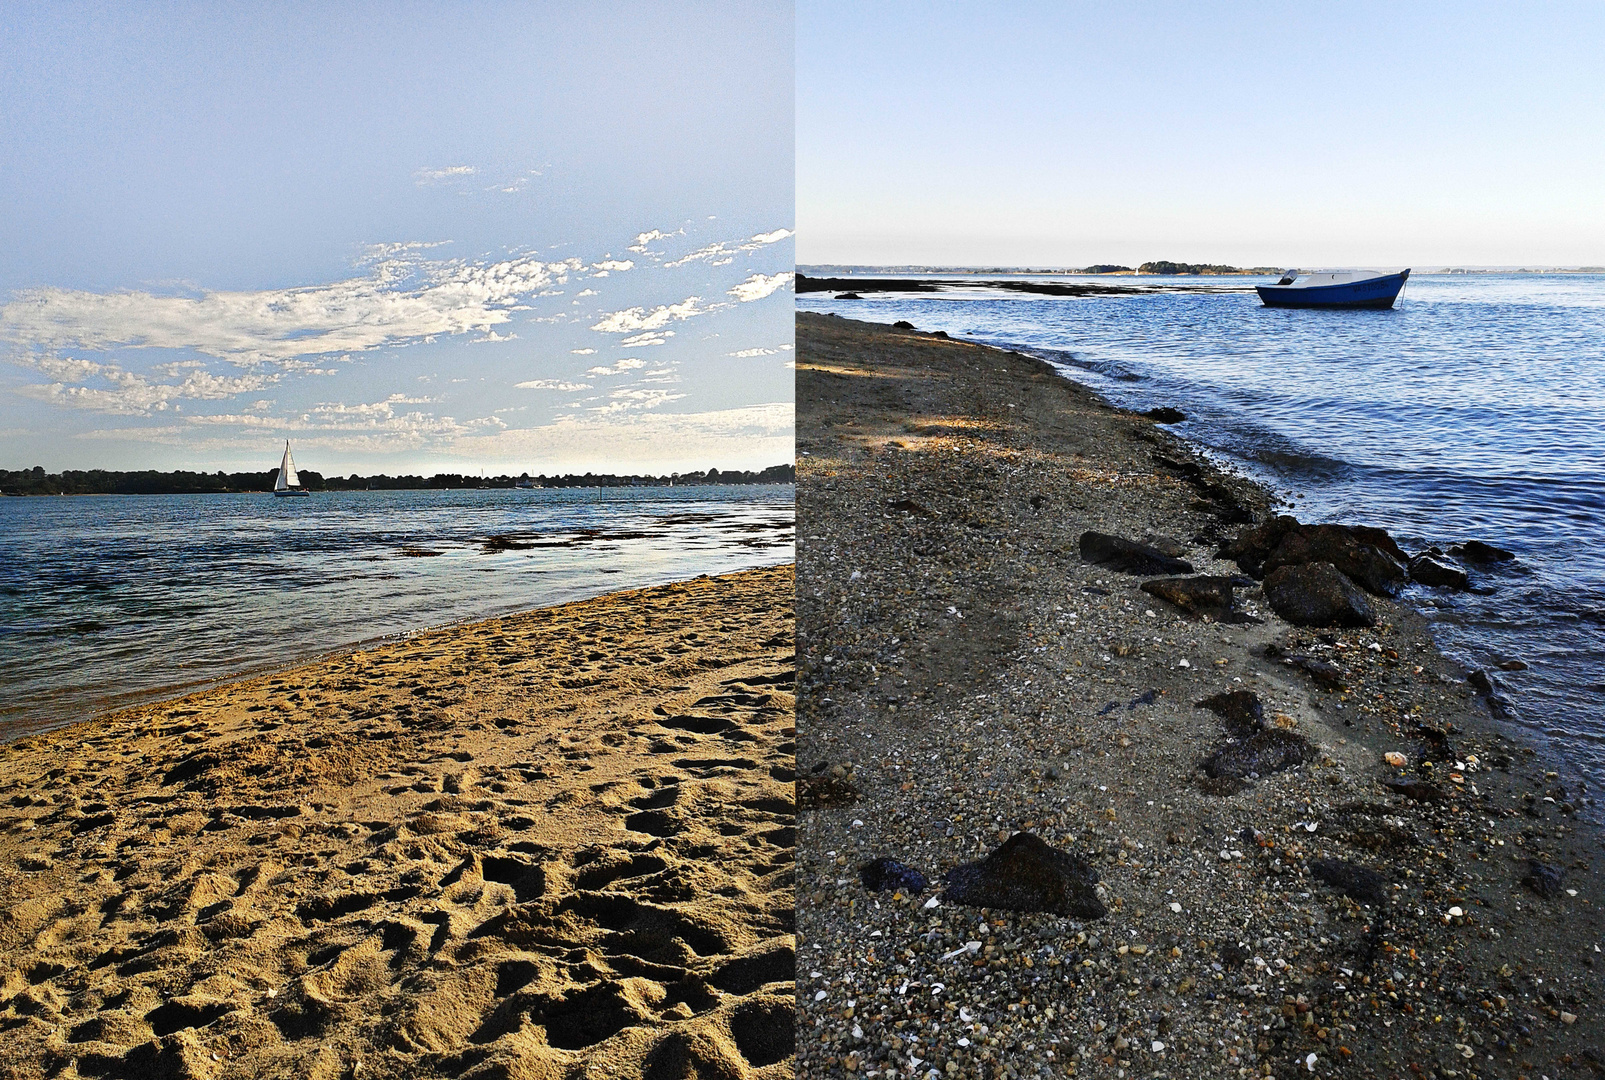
[
  {"x1": 798, "y1": 1, "x2": 1605, "y2": 268},
  {"x1": 1, "y1": 3, "x2": 794, "y2": 475}
]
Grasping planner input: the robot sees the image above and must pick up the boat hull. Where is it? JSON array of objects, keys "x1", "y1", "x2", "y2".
[
  {"x1": 1256, "y1": 270, "x2": 1409, "y2": 309},
  {"x1": 273, "y1": 488, "x2": 310, "y2": 497}
]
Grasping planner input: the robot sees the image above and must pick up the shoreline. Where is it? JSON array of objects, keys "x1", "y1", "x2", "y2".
[
  {"x1": 796, "y1": 313, "x2": 1600, "y2": 1078},
  {"x1": 2, "y1": 554, "x2": 798, "y2": 747},
  {"x1": 0, "y1": 566, "x2": 797, "y2": 1079}
]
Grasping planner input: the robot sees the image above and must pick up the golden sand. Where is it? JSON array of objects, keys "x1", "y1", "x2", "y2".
[{"x1": 0, "y1": 565, "x2": 795, "y2": 1080}]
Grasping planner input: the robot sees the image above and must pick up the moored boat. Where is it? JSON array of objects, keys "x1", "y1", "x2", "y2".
[
  {"x1": 272, "y1": 440, "x2": 310, "y2": 497},
  {"x1": 1256, "y1": 268, "x2": 1410, "y2": 309}
]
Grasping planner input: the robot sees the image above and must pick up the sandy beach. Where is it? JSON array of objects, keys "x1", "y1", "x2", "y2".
[
  {"x1": 0, "y1": 565, "x2": 795, "y2": 1080},
  {"x1": 795, "y1": 313, "x2": 1600, "y2": 1079}
]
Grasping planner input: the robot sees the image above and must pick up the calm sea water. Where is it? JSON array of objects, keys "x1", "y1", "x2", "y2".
[
  {"x1": 801, "y1": 275, "x2": 1605, "y2": 790},
  {"x1": 0, "y1": 485, "x2": 793, "y2": 740}
]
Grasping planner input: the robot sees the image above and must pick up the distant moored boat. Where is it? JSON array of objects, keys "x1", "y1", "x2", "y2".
[
  {"x1": 1256, "y1": 268, "x2": 1410, "y2": 309},
  {"x1": 273, "y1": 440, "x2": 310, "y2": 497}
]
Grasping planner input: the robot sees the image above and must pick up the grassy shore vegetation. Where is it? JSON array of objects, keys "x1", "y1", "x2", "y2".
[{"x1": 0, "y1": 464, "x2": 796, "y2": 496}]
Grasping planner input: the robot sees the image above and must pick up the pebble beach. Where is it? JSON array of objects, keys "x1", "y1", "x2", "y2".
[{"x1": 795, "y1": 313, "x2": 1602, "y2": 1079}]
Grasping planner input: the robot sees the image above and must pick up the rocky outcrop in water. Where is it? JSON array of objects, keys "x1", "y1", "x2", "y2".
[
  {"x1": 1450, "y1": 539, "x2": 1515, "y2": 564},
  {"x1": 1221, "y1": 516, "x2": 1407, "y2": 596},
  {"x1": 1409, "y1": 551, "x2": 1470, "y2": 590}
]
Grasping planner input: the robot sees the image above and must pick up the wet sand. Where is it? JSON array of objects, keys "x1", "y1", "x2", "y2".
[
  {"x1": 796, "y1": 313, "x2": 1601, "y2": 1079},
  {"x1": 0, "y1": 565, "x2": 795, "y2": 1080}
]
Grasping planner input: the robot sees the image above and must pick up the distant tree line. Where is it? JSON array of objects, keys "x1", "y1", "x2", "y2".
[
  {"x1": 0, "y1": 463, "x2": 795, "y2": 496},
  {"x1": 1136, "y1": 260, "x2": 1283, "y2": 275}
]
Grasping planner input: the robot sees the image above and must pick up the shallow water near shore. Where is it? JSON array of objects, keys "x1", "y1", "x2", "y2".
[
  {"x1": 0, "y1": 484, "x2": 793, "y2": 740},
  {"x1": 801, "y1": 275, "x2": 1605, "y2": 789}
]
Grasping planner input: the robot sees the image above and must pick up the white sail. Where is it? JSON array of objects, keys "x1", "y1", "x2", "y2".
[{"x1": 277, "y1": 441, "x2": 300, "y2": 490}]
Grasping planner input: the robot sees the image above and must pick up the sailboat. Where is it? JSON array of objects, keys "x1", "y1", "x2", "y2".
[{"x1": 273, "y1": 440, "x2": 310, "y2": 497}]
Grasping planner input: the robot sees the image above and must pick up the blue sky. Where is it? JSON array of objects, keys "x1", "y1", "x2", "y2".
[
  {"x1": 799, "y1": 1, "x2": 1605, "y2": 268},
  {"x1": 0, "y1": 3, "x2": 794, "y2": 475}
]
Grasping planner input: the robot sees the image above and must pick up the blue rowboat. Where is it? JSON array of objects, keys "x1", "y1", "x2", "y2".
[{"x1": 1256, "y1": 268, "x2": 1410, "y2": 309}]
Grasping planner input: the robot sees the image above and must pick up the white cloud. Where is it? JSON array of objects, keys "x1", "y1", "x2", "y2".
[
  {"x1": 515, "y1": 379, "x2": 591, "y2": 391},
  {"x1": 0, "y1": 254, "x2": 593, "y2": 368},
  {"x1": 570, "y1": 348, "x2": 597, "y2": 354},
  {"x1": 620, "y1": 330, "x2": 673, "y2": 347},
  {"x1": 471, "y1": 330, "x2": 517, "y2": 343},
  {"x1": 665, "y1": 242, "x2": 734, "y2": 268},
  {"x1": 663, "y1": 227, "x2": 795, "y2": 267},
  {"x1": 585, "y1": 358, "x2": 647, "y2": 376},
  {"x1": 587, "y1": 387, "x2": 687, "y2": 413},
  {"x1": 591, "y1": 260, "x2": 634, "y2": 272},
  {"x1": 628, "y1": 229, "x2": 681, "y2": 254},
  {"x1": 589, "y1": 298, "x2": 706, "y2": 334},
  {"x1": 13, "y1": 355, "x2": 283, "y2": 416},
  {"x1": 729, "y1": 347, "x2": 777, "y2": 357},
  {"x1": 728, "y1": 272, "x2": 793, "y2": 303},
  {"x1": 576, "y1": 290, "x2": 598, "y2": 298},
  {"x1": 415, "y1": 165, "x2": 477, "y2": 185},
  {"x1": 449, "y1": 402, "x2": 794, "y2": 471}
]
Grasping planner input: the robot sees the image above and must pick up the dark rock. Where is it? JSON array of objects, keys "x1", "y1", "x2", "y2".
[
  {"x1": 1265, "y1": 524, "x2": 1407, "y2": 596},
  {"x1": 1195, "y1": 690, "x2": 1264, "y2": 739},
  {"x1": 892, "y1": 320, "x2": 914, "y2": 330},
  {"x1": 1203, "y1": 729, "x2": 1315, "y2": 780},
  {"x1": 1450, "y1": 540, "x2": 1515, "y2": 564},
  {"x1": 1219, "y1": 942, "x2": 1251, "y2": 968},
  {"x1": 1467, "y1": 669, "x2": 1497, "y2": 695},
  {"x1": 859, "y1": 858, "x2": 928, "y2": 894},
  {"x1": 1141, "y1": 576, "x2": 1236, "y2": 618},
  {"x1": 1410, "y1": 552, "x2": 1469, "y2": 590},
  {"x1": 1308, "y1": 858, "x2": 1388, "y2": 905},
  {"x1": 1221, "y1": 516, "x2": 1407, "y2": 595},
  {"x1": 1497, "y1": 659, "x2": 1529, "y2": 671},
  {"x1": 1079, "y1": 531, "x2": 1194, "y2": 576},
  {"x1": 1522, "y1": 860, "x2": 1565, "y2": 899},
  {"x1": 1143, "y1": 407, "x2": 1187, "y2": 423},
  {"x1": 1263, "y1": 563, "x2": 1375, "y2": 628},
  {"x1": 1286, "y1": 654, "x2": 1346, "y2": 689},
  {"x1": 1384, "y1": 780, "x2": 1446, "y2": 804},
  {"x1": 834, "y1": 292, "x2": 862, "y2": 299},
  {"x1": 1127, "y1": 689, "x2": 1158, "y2": 709},
  {"x1": 1217, "y1": 515, "x2": 1302, "y2": 577},
  {"x1": 943, "y1": 832, "x2": 1106, "y2": 919},
  {"x1": 930, "y1": 330, "x2": 949, "y2": 338},
  {"x1": 1029, "y1": 494, "x2": 1046, "y2": 512}
]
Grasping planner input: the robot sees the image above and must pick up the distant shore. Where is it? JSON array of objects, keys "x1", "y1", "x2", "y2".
[
  {"x1": 795, "y1": 312, "x2": 1599, "y2": 1078},
  {"x1": 0, "y1": 566, "x2": 797, "y2": 1078},
  {"x1": 0, "y1": 465, "x2": 796, "y2": 497}
]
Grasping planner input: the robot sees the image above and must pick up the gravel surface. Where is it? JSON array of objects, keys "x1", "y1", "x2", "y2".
[{"x1": 796, "y1": 312, "x2": 1603, "y2": 1080}]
